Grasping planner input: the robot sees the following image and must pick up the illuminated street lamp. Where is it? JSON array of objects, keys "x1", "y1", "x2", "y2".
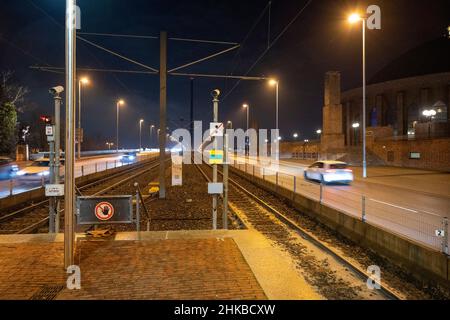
[
  {"x1": 139, "y1": 119, "x2": 144, "y2": 150},
  {"x1": 242, "y1": 104, "x2": 249, "y2": 130},
  {"x1": 268, "y1": 79, "x2": 279, "y2": 132},
  {"x1": 116, "y1": 99, "x2": 125, "y2": 152},
  {"x1": 348, "y1": 12, "x2": 368, "y2": 178},
  {"x1": 352, "y1": 122, "x2": 360, "y2": 146},
  {"x1": 293, "y1": 133, "x2": 299, "y2": 139},
  {"x1": 150, "y1": 124, "x2": 155, "y2": 148},
  {"x1": 106, "y1": 142, "x2": 114, "y2": 150},
  {"x1": 422, "y1": 109, "x2": 437, "y2": 138},
  {"x1": 77, "y1": 76, "x2": 90, "y2": 159}
]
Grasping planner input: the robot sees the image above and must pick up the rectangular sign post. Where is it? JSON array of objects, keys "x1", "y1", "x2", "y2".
[
  {"x1": 209, "y1": 149, "x2": 224, "y2": 164},
  {"x1": 77, "y1": 196, "x2": 133, "y2": 225}
]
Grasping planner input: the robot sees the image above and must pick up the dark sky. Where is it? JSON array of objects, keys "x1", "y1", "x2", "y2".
[{"x1": 1, "y1": 0, "x2": 449, "y2": 148}]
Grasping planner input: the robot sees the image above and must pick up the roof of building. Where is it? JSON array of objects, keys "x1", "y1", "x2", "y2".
[{"x1": 369, "y1": 36, "x2": 450, "y2": 85}]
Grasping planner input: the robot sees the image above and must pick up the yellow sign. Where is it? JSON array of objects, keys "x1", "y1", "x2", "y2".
[{"x1": 209, "y1": 149, "x2": 224, "y2": 164}]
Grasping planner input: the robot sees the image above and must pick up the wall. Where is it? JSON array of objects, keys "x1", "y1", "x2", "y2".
[{"x1": 370, "y1": 137, "x2": 450, "y2": 171}]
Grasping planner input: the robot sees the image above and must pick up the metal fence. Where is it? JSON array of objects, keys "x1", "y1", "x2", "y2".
[
  {"x1": 231, "y1": 160, "x2": 449, "y2": 255},
  {"x1": 0, "y1": 153, "x2": 157, "y2": 199}
]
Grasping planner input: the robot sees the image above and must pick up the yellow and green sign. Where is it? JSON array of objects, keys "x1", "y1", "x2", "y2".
[{"x1": 209, "y1": 149, "x2": 223, "y2": 164}]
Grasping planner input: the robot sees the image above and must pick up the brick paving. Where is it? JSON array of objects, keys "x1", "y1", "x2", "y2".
[{"x1": 0, "y1": 238, "x2": 266, "y2": 300}]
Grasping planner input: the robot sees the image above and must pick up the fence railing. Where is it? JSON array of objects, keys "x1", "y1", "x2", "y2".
[
  {"x1": 230, "y1": 160, "x2": 449, "y2": 255},
  {"x1": 1, "y1": 153, "x2": 157, "y2": 199}
]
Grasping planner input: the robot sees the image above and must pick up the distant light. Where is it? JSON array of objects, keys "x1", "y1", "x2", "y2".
[
  {"x1": 265, "y1": 139, "x2": 269, "y2": 143},
  {"x1": 316, "y1": 129, "x2": 322, "y2": 135},
  {"x1": 348, "y1": 13, "x2": 362, "y2": 24},
  {"x1": 117, "y1": 99, "x2": 125, "y2": 106},
  {"x1": 293, "y1": 133, "x2": 299, "y2": 138},
  {"x1": 304, "y1": 139, "x2": 309, "y2": 142},
  {"x1": 352, "y1": 122, "x2": 360, "y2": 128},
  {"x1": 268, "y1": 79, "x2": 278, "y2": 86},
  {"x1": 140, "y1": 119, "x2": 144, "y2": 124},
  {"x1": 80, "y1": 77, "x2": 90, "y2": 85},
  {"x1": 277, "y1": 136, "x2": 282, "y2": 141},
  {"x1": 422, "y1": 109, "x2": 436, "y2": 117},
  {"x1": 243, "y1": 104, "x2": 249, "y2": 108}
]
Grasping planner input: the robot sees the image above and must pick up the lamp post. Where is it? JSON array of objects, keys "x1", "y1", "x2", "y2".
[
  {"x1": 116, "y1": 99, "x2": 125, "y2": 153},
  {"x1": 348, "y1": 13, "x2": 367, "y2": 178},
  {"x1": 139, "y1": 119, "x2": 144, "y2": 150},
  {"x1": 352, "y1": 122, "x2": 360, "y2": 146},
  {"x1": 77, "y1": 77, "x2": 89, "y2": 160},
  {"x1": 293, "y1": 133, "x2": 299, "y2": 139},
  {"x1": 243, "y1": 104, "x2": 249, "y2": 156},
  {"x1": 150, "y1": 125, "x2": 155, "y2": 148},
  {"x1": 422, "y1": 109, "x2": 436, "y2": 138},
  {"x1": 268, "y1": 79, "x2": 279, "y2": 131}
]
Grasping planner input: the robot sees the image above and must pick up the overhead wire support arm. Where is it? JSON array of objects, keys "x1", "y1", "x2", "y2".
[
  {"x1": 168, "y1": 37, "x2": 239, "y2": 46},
  {"x1": 167, "y1": 44, "x2": 240, "y2": 73},
  {"x1": 77, "y1": 36, "x2": 159, "y2": 73},
  {"x1": 78, "y1": 32, "x2": 159, "y2": 40}
]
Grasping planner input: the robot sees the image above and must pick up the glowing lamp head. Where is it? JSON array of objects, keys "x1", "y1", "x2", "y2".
[
  {"x1": 243, "y1": 104, "x2": 249, "y2": 109},
  {"x1": 117, "y1": 99, "x2": 125, "y2": 106},
  {"x1": 293, "y1": 133, "x2": 299, "y2": 138},
  {"x1": 140, "y1": 119, "x2": 144, "y2": 124},
  {"x1": 268, "y1": 79, "x2": 278, "y2": 86},
  {"x1": 316, "y1": 129, "x2": 322, "y2": 134},
  {"x1": 348, "y1": 13, "x2": 362, "y2": 24},
  {"x1": 352, "y1": 123, "x2": 360, "y2": 128},
  {"x1": 80, "y1": 77, "x2": 90, "y2": 85}
]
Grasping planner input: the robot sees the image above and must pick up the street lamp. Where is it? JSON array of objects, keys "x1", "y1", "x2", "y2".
[
  {"x1": 77, "y1": 77, "x2": 90, "y2": 160},
  {"x1": 268, "y1": 79, "x2": 279, "y2": 132},
  {"x1": 243, "y1": 104, "x2": 250, "y2": 156},
  {"x1": 422, "y1": 109, "x2": 436, "y2": 138},
  {"x1": 293, "y1": 133, "x2": 299, "y2": 139},
  {"x1": 116, "y1": 99, "x2": 125, "y2": 152},
  {"x1": 352, "y1": 122, "x2": 360, "y2": 146},
  {"x1": 348, "y1": 12, "x2": 368, "y2": 178},
  {"x1": 150, "y1": 124, "x2": 155, "y2": 148},
  {"x1": 106, "y1": 142, "x2": 114, "y2": 150},
  {"x1": 242, "y1": 104, "x2": 249, "y2": 130},
  {"x1": 139, "y1": 119, "x2": 144, "y2": 151}
]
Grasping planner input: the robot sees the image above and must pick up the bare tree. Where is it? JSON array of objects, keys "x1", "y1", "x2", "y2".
[{"x1": 0, "y1": 71, "x2": 29, "y2": 107}]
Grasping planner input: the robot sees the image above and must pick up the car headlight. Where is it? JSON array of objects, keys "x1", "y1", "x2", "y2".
[{"x1": 16, "y1": 170, "x2": 26, "y2": 176}]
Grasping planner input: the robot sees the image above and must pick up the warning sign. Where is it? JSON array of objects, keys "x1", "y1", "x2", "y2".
[
  {"x1": 94, "y1": 202, "x2": 115, "y2": 221},
  {"x1": 209, "y1": 149, "x2": 224, "y2": 164},
  {"x1": 210, "y1": 122, "x2": 224, "y2": 137}
]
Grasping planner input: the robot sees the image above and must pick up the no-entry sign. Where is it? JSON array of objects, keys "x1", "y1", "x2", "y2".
[{"x1": 77, "y1": 196, "x2": 133, "y2": 225}]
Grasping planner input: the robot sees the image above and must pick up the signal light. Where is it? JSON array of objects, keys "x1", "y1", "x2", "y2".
[{"x1": 39, "y1": 116, "x2": 51, "y2": 123}]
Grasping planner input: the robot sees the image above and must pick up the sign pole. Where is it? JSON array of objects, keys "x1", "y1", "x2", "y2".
[
  {"x1": 212, "y1": 91, "x2": 219, "y2": 230},
  {"x1": 159, "y1": 31, "x2": 167, "y2": 199},
  {"x1": 64, "y1": 0, "x2": 76, "y2": 269},
  {"x1": 48, "y1": 127, "x2": 56, "y2": 233},
  {"x1": 223, "y1": 124, "x2": 229, "y2": 230}
]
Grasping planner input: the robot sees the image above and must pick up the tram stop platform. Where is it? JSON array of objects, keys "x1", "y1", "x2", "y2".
[{"x1": 0, "y1": 230, "x2": 322, "y2": 300}]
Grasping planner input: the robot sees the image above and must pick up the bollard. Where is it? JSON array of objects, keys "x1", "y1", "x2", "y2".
[
  {"x1": 442, "y1": 217, "x2": 449, "y2": 255},
  {"x1": 9, "y1": 179, "x2": 13, "y2": 197},
  {"x1": 362, "y1": 196, "x2": 366, "y2": 222},
  {"x1": 81, "y1": 165, "x2": 84, "y2": 176}
]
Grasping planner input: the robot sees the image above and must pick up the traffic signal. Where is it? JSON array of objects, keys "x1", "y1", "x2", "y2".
[{"x1": 39, "y1": 116, "x2": 51, "y2": 123}]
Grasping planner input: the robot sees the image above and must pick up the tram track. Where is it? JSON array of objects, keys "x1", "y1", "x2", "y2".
[
  {"x1": 0, "y1": 158, "x2": 162, "y2": 234},
  {"x1": 195, "y1": 161, "x2": 402, "y2": 300}
]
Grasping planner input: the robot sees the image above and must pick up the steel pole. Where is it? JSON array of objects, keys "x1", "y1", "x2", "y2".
[
  {"x1": 276, "y1": 82, "x2": 279, "y2": 132},
  {"x1": 77, "y1": 80, "x2": 81, "y2": 160},
  {"x1": 54, "y1": 95, "x2": 61, "y2": 233},
  {"x1": 64, "y1": 0, "x2": 76, "y2": 269},
  {"x1": 139, "y1": 121, "x2": 142, "y2": 150},
  {"x1": 362, "y1": 19, "x2": 367, "y2": 178},
  {"x1": 159, "y1": 31, "x2": 167, "y2": 199},
  {"x1": 212, "y1": 94, "x2": 219, "y2": 230},
  {"x1": 116, "y1": 102, "x2": 119, "y2": 153}
]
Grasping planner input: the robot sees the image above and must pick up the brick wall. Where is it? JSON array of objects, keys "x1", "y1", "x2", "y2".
[{"x1": 370, "y1": 138, "x2": 450, "y2": 171}]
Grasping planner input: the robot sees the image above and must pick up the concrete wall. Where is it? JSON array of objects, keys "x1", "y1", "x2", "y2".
[{"x1": 230, "y1": 166, "x2": 450, "y2": 289}]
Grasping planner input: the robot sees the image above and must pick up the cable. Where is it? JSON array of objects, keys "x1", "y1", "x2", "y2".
[{"x1": 223, "y1": 0, "x2": 313, "y2": 101}]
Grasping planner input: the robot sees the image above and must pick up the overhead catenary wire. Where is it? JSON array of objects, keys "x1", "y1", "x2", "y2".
[{"x1": 223, "y1": 0, "x2": 314, "y2": 101}]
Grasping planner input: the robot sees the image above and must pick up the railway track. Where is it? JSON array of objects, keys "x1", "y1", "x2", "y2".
[
  {"x1": 0, "y1": 158, "x2": 162, "y2": 234},
  {"x1": 195, "y1": 162, "x2": 402, "y2": 300}
]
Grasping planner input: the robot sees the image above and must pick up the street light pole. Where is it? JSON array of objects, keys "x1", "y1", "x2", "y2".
[
  {"x1": 362, "y1": 18, "x2": 367, "y2": 178},
  {"x1": 77, "y1": 77, "x2": 89, "y2": 160},
  {"x1": 116, "y1": 100, "x2": 124, "y2": 153},
  {"x1": 139, "y1": 119, "x2": 144, "y2": 150}
]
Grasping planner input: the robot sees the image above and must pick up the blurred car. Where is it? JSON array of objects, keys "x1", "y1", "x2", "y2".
[
  {"x1": 119, "y1": 152, "x2": 137, "y2": 163},
  {"x1": 304, "y1": 161, "x2": 353, "y2": 185},
  {"x1": 0, "y1": 157, "x2": 19, "y2": 180},
  {"x1": 16, "y1": 158, "x2": 64, "y2": 182}
]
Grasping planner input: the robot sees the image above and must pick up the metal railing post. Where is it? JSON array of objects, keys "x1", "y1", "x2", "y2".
[
  {"x1": 41, "y1": 176, "x2": 45, "y2": 188},
  {"x1": 253, "y1": 165, "x2": 255, "y2": 176},
  {"x1": 293, "y1": 176, "x2": 296, "y2": 193},
  {"x1": 263, "y1": 168, "x2": 265, "y2": 181},
  {"x1": 362, "y1": 196, "x2": 366, "y2": 222},
  {"x1": 442, "y1": 217, "x2": 449, "y2": 255},
  {"x1": 135, "y1": 186, "x2": 141, "y2": 240},
  {"x1": 105, "y1": 161, "x2": 108, "y2": 170},
  {"x1": 95, "y1": 163, "x2": 98, "y2": 173},
  {"x1": 319, "y1": 183, "x2": 323, "y2": 204},
  {"x1": 9, "y1": 179, "x2": 13, "y2": 197},
  {"x1": 114, "y1": 160, "x2": 117, "y2": 168},
  {"x1": 276, "y1": 172, "x2": 279, "y2": 187},
  {"x1": 81, "y1": 165, "x2": 84, "y2": 176}
]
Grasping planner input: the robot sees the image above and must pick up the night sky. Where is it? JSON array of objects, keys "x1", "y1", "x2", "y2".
[{"x1": 0, "y1": 0, "x2": 449, "y2": 148}]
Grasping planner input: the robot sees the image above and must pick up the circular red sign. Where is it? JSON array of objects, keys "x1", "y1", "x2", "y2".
[{"x1": 94, "y1": 202, "x2": 115, "y2": 221}]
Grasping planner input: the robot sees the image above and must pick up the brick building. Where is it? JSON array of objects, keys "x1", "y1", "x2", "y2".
[{"x1": 341, "y1": 36, "x2": 450, "y2": 144}]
